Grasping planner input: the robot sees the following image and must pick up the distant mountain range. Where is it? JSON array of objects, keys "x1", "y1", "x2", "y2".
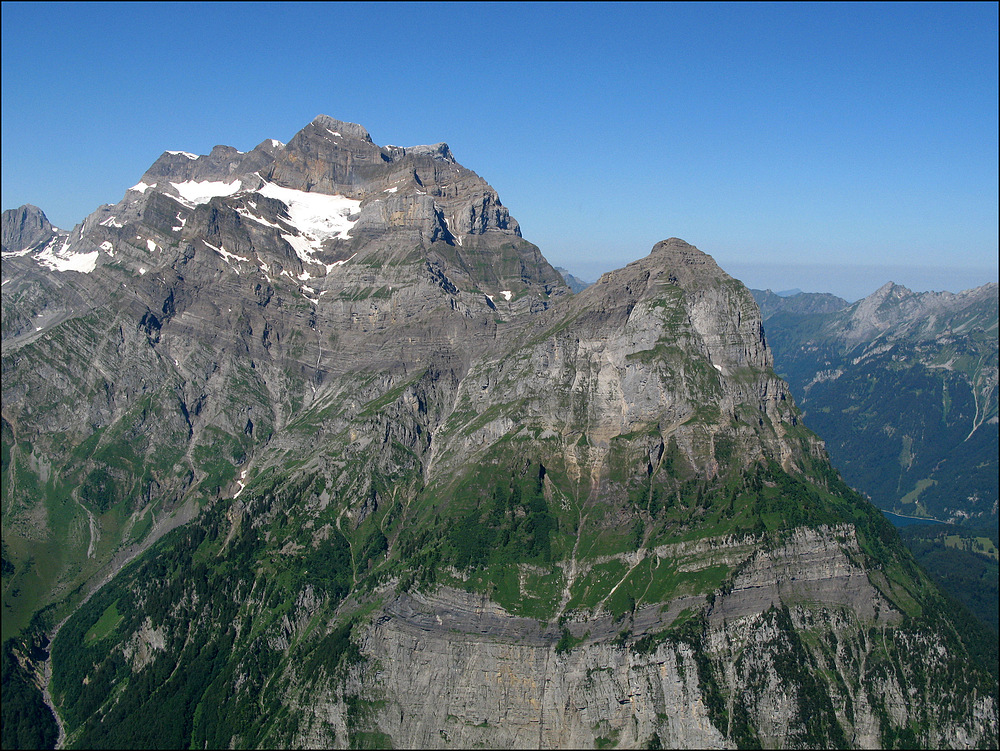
[
  {"x1": 752, "y1": 287, "x2": 850, "y2": 319},
  {"x1": 753, "y1": 284, "x2": 999, "y2": 528}
]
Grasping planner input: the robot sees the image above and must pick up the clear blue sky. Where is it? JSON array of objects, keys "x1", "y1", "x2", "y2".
[{"x1": 3, "y1": 2, "x2": 996, "y2": 300}]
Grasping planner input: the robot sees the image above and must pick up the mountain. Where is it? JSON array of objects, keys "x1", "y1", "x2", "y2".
[
  {"x1": 757, "y1": 282, "x2": 999, "y2": 528},
  {"x1": 2, "y1": 116, "x2": 997, "y2": 749},
  {"x1": 2, "y1": 114, "x2": 564, "y2": 640},
  {"x1": 751, "y1": 288, "x2": 850, "y2": 320},
  {"x1": 554, "y1": 266, "x2": 592, "y2": 293}
]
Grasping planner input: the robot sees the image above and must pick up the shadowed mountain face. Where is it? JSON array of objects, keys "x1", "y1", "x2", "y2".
[
  {"x1": 755, "y1": 284, "x2": 999, "y2": 527},
  {"x1": 2, "y1": 117, "x2": 996, "y2": 750}
]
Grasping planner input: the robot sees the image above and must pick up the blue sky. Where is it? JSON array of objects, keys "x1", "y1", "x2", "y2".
[{"x1": 2, "y1": 2, "x2": 996, "y2": 300}]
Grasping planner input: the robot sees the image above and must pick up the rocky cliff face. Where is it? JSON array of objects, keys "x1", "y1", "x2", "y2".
[
  {"x1": 286, "y1": 526, "x2": 988, "y2": 750},
  {"x1": 3, "y1": 117, "x2": 997, "y2": 750}
]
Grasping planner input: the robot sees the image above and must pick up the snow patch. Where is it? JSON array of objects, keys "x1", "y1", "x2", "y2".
[
  {"x1": 100, "y1": 216, "x2": 124, "y2": 228},
  {"x1": 202, "y1": 240, "x2": 249, "y2": 270},
  {"x1": 268, "y1": 139, "x2": 284, "y2": 148},
  {"x1": 170, "y1": 180, "x2": 242, "y2": 205},
  {"x1": 281, "y1": 234, "x2": 318, "y2": 264},
  {"x1": 233, "y1": 469, "x2": 249, "y2": 499},
  {"x1": 257, "y1": 182, "x2": 361, "y2": 263},
  {"x1": 325, "y1": 252, "x2": 357, "y2": 272},
  {"x1": 384, "y1": 186, "x2": 398, "y2": 193},
  {"x1": 443, "y1": 214, "x2": 462, "y2": 245},
  {"x1": 167, "y1": 151, "x2": 199, "y2": 160},
  {"x1": 501, "y1": 290, "x2": 512, "y2": 301},
  {"x1": 235, "y1": 206, "x2": 283, "y2": 229},
  {"x1": 138, "y1": 267, "x2": 147, "y2": 275},
  {"x1": 146, "y1": 239, "x2": 158, "y2": 253},
  {"x1": 2, "y1": 246, "x2": 35, "y2": 258},
  {"x1": 35, "y1": 237, "x2": 99, "y2": 273},
  {"x1": 130, "y1": 182, "x2": 154, "y2": 193}
]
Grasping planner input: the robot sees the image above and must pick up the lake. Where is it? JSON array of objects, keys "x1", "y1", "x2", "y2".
[{"x1": 881, "y1": 510, "x2": 949, "y2": 527}]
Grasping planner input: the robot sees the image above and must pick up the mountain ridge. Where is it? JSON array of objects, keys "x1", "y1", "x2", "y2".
[
  {"x1": 758, "y1": 281, "x2": 998, "y2": 527},
  {"x1": 2, "y1": 116, "x2": 997, "y2": 749}
]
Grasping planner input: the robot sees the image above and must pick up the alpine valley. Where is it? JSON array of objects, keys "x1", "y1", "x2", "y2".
[
  {"x1": 1, "y1": 116, "x2": 997, "y2": 750},
  {"x1": 750, "y1": 285, "x2": 999, "y2": 529},
  {"x1": 750, "y1": 286, "x2": 999, "y2": 661}
]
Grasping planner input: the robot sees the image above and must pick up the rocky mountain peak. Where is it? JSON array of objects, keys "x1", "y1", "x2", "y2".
[
  {"x1": 561, "y1": 238, "x2": 782, "y2": 452},
  {"x1": 140, "y1": 142, "x2": 269, "y2": 187},
  {"x1": 306, "y1": 114, "x2": 374, "y2": 143},
  {"x1": 579, "y1": 239, "x2": 735, "y2": 321},
  {"x1": 252, "y1": 137, "x2": 286, "y2": 154},
  {"x1": 750, "y1": 288, "x2": 851, "y2": 320},
  {"x1": 649, "y1": 237, "x2": 724, "y2": 276},
  {"x1": 843, "y1": 281, "x2": 911, "y2": 332},
  {"x1": 841, "y1": 279, "x2": 999, "y2": 346},
  {"x1": 2, "y1": 204, "x2": 56, "y2": 254},
  {"x1": 652, "y1": 236, "x2": 698, "y2": 252},
  {"x1": 399, "y1": 142, "x2": 455, "y2": 162},
  {"x1": 594, "y1": 237, "x2": 729, "y2": 296},
  {"x1": 869, "y1": 280, "x2": 912, "y2": 303},
  {"x1": 0, "y1": 116, "x2": 556, "y2": 312},
  {"x1": 873, "y1": 280, "x2": 908, "y2": 295}
]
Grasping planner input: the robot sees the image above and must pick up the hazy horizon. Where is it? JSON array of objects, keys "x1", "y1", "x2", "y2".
[{"x1": 3, "y1": 2, "x2": 996, "y2": 302}]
